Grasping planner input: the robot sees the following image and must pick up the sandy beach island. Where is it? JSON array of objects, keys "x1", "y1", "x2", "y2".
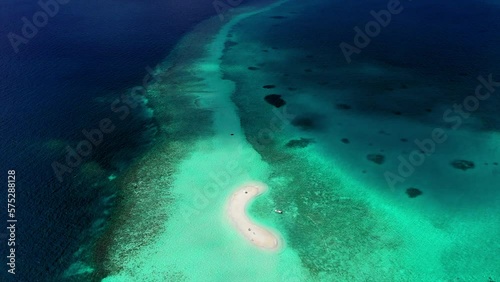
[{"x1": 226, "y1": 182, "x2": 281, "y2": 251}]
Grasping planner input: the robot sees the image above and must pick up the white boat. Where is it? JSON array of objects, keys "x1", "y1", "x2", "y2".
[{"x1": 274, "y1": 209, "x2": 283, "y2": 214}]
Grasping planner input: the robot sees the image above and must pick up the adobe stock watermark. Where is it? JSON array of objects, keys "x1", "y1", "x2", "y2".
[
  {"x1": 339, "y1": 0, "x2": 404, "y2": 63},
  {"x1": 181, "y1": 105, "x2": 296, "y2": 223},
  {"x1": 384, "y1": 74, "x2": 500, "y2": 190},
  {"x1": 213, "y1": 0, "x2": 244, "y2": 21},
  {"x1": 51, "y1": 66, "x2": 159, "y2": 183},
  {"x1": 7, "y1": 0, "x2": 70, "y2": 53}
]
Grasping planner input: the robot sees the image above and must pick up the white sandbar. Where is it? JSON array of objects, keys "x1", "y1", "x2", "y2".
[{"x1": 226, "y1": 182, "x2": 280, "y2": 251}]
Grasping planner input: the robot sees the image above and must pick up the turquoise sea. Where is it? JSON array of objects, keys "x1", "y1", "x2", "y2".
[
  {"x1": 96, "y1": 0, "x2": 500, "y2": 281},
  {"x1": 2, "y1": 0, "x2": 499, "y2": 281}
]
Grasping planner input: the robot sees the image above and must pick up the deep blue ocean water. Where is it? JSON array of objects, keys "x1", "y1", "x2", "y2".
[{"x1": 0, "y1": 0, "x2": 269, "y2": 280}]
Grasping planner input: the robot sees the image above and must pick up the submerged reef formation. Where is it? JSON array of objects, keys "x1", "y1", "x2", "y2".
[
  {"x1": 406, "y1": 188, "x2": 423, "y2": 198},
  {"x1": 264, "y1": 94, "x2": 286, "y2": 108},
  {"x1": 336, "y1": 103, "x2": 352, "y2": 110},
  {"x1": 367, "y1": 154, "x2": 385, "y2": 165},
  {"x1": 286, "y1": 138, "x2": 315, "y2": 148},
  {"x1": 341, "y1": 138, "x2": 350, "y2": 144},
  {"x1": 451, "y1": 160, "x2": 475, "y2": 171},
  {"x1": 291, "y1": 114, "x2": 325, "y2": 131},
  {"x1": 270, "y1": 15, "x2": 287, "y2": 19}
]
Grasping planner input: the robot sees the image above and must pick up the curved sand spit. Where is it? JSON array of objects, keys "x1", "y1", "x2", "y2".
[{"x1": 226, "y1": 182, "x2": 281, "y2": 251}]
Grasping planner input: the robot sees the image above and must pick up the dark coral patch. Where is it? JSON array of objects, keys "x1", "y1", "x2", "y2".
[
  {"x1": 406, "y1": 187, "x2": 423, "y2": 198},
  {"x1": 451, "y1": 160, "x2": 475, "y2": 171},
  {"x1": 264, "y1": 94, "x2": 286, "y2": 108},
  {"x1": 367, "y1": 154, "x2": 385, "y2": 165},
  {"x1": 286, "y1": 138, "x2": 315, "y2": 148},
  {"x1": 263, "y1": 84, "x2": 276, "y2": 89},
  {"x1": 292, "y1": 117, "x2": 314, "y2": 130},
  {"x1": 248, "y1": 66, "x2": 260, "y2": 70},
  {"x1": 336, "y1": 103, "x2": 352, "y2": 110},
  {"x1": 400, "y1": 138, "x2": 408, "y2": 142},
  {"x1": 225, "y1": 41, "x2": 238, "y2": 48},
  {"x1": 341, "y1": 138, "x2": 350, "y2": 144},
  {"x1": 291, "y1": 114, "x2": 325, "y2": 131}
]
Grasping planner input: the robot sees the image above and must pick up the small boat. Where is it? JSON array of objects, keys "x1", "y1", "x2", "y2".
[{"x1": 274, "y1": 209, "x2": 283, "y2": 214}]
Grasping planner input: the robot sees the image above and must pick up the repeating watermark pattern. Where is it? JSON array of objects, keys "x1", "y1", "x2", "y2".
[
  {"x1": 6, "y1": 170, "x2": 17, "y2": 275},
  {"x1": 384, "y1": 74, "x2": 500, "y2": 189},
  {"x1": 7, "y1": 0, "x2": 71, "y2": 53},
  {"x1": 51, "y1": 67, "x2": 159, "y2": 182},
  {"x1": 213, "y1": 0, "x2": 244, "y2": 21},
  {"x1": 339, "y1": 0, "x2": 404, "y2": 63}
]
